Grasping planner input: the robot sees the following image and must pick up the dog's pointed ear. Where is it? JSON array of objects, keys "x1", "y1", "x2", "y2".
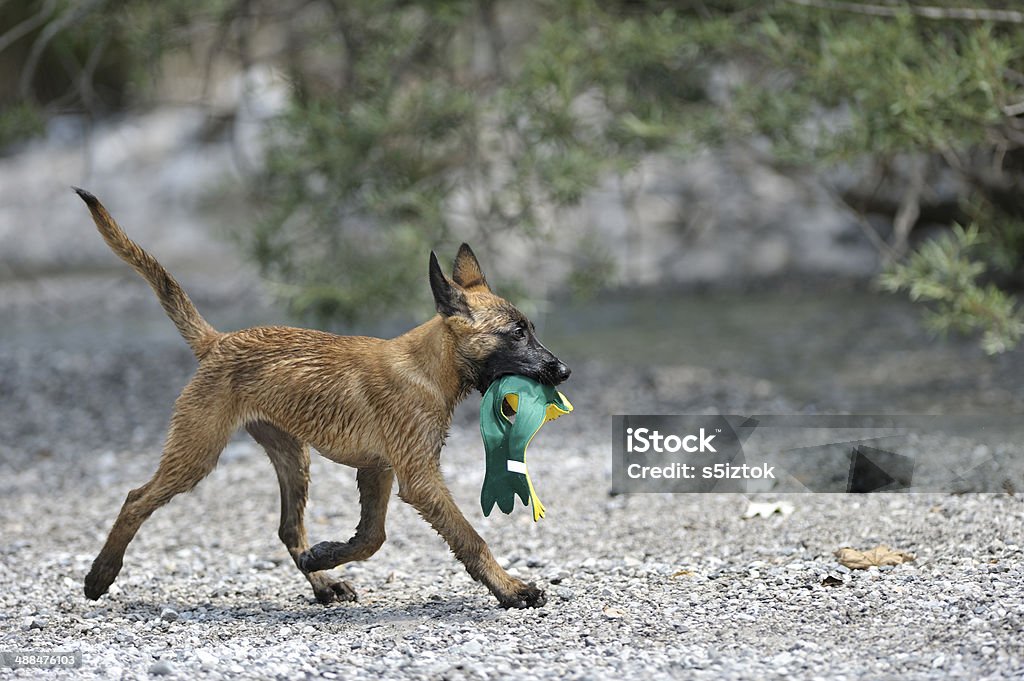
[
  {"x1": 452, "y1": 243, "x2": 490, "y2": 292},
  {"x1": 429, "y1": 251, "x2": 471, "y2": 318}
]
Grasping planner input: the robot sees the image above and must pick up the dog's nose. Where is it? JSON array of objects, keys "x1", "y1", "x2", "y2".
[{"x1": 555, "y1": 362, "x2": 571, "y2": 383}]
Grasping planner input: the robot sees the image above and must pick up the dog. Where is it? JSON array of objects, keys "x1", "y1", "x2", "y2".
[{"x1": 73, "y1": 188, "x2": 570, "y2": 609}]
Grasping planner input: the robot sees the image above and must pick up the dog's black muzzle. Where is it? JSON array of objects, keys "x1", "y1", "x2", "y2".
[
  {"x1": 476, "y1": 332, "x2": 571, "y2": 392},
  {"x1": 478, "y1": 360, "x2": 570, "y2": 394},
  {"x1": 529, "y1": 359, "x2": 571, "y2": 388}
]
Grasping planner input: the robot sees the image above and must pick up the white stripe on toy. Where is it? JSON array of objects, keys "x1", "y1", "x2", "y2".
[{"x1": 506, "y1": 460, "x2": 527, "y2": 475}]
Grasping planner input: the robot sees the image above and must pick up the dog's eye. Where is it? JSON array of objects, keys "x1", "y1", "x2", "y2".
[{"x1": 511, "y1": 325, "x2": 527, "y2": 340}]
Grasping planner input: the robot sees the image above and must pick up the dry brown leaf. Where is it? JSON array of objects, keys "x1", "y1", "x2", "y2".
[
  {"x1": 834, "y1": 545, "x2": 915, "y2": 570},
  {"x1": 671, "y1": 569, "x2": 694, "y2": 578}
]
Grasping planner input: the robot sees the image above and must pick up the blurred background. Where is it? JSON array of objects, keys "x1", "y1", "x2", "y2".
[{"x1": 2, "y1": 0, "x2": 1024, "y2": 462}]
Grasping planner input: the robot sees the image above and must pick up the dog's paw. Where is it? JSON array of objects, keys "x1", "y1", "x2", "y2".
[
  {"x1": 298, "y1": 542, "x2": 343, "y2": 574},
  {"x1": 312, "y1": 578, "x2": 358, "y2": 605},
  {"x1": 498, "y1": 582, "x2": 546, "y2": 609},
  {"x1": 83, "y1": 576, "x2": 108, "y2": 601},
  {"x1": 84, "y1": 558, "x2": 121, "y2": 600}
]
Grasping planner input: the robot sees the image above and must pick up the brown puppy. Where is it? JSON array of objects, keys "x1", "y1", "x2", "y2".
[{"x1": 74, "y1": 188, "x2": 570, "y2": 609}]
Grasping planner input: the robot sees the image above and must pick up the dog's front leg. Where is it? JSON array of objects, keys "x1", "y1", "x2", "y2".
[{"x1": 394, "y1": 458, "x2": 545, "y2": 609}]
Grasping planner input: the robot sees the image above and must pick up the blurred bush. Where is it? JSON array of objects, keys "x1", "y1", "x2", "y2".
[
  {"x1": 245, "y1": 0, "x2": 731, "y2": 321},
  {"x1": 2, "y1": 0, "x2": 1023, "y2": 349}
]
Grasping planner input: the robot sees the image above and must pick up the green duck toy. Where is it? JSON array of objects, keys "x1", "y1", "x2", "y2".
[{"x1": 479, "y1": 375, "x2": 573, "y2": 522}]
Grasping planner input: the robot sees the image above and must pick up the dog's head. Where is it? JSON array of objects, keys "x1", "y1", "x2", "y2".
[{"x1": 429, "y1": 244, "x2": 571, "y2": 393}]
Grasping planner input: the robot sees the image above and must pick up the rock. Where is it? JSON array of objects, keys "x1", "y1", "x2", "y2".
[
  {"x1": 195, "y1": 650, "x2": 219, "y2": 667},
  {"x1": 159, "y1": 608, "x2": 179, "y2": 623},
  {"x1": 460, "y1": 640, "x2": 483, "y2": 655},
  {"x1": 148, "y1": 660, "x2": 175, "y2": 675},
  {"x1": 772, "y1": 651, "x2": 795, "y2": 666}
]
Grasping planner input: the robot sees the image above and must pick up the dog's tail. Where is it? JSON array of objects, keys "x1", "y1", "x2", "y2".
[{"x1": 73, "y1": 187, "x2": 222, "y2": 359}]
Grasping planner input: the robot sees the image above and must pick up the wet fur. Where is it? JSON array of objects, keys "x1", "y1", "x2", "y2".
[{"x1": 73, "y1": 188, "x2": 569, "y2": 609}]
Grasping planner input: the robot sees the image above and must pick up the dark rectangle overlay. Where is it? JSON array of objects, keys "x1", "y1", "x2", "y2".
[{"x1": 611, "y1": 415, "x2": 1024, "y2": 494}]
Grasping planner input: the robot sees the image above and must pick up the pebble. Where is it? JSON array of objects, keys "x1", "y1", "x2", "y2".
[
  {"x1": 148, "y1": 661, "x2": 175, "y2": 675},
  {"x1": 461, "y1": 640, "x2": 484, "y2": 655},
  {"x1": 195, "y1": 650, "x2": 219, "y2": 667}
]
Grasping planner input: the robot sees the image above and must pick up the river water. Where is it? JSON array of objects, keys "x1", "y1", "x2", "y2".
[{"x1": 542, "y1": 288, "x2": 1024, "y2": 415}]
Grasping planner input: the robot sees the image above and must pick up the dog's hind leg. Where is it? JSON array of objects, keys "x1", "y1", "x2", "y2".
[
  {"x1": 298, "y1": 467, "x2": 393, "y2": 575},
  {"x1": 246, "y1": 420, "x2": 360, "y2": 604},
  {"x1": 84, "y1": 383, "x2": 234, "y2": 600}
]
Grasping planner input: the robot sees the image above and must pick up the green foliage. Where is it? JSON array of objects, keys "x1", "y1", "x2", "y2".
[
  {"x1": 248, "y1": 0, "x2": 726, "y2": 322},
  {"x1": 717, "y1": 3, "x2": 1024, "y2": 353},
  {"x1": 735, "y1": 10, "x2": 1016, "y2": 158},
  {"x1": 249, "y1": 1, "x2": 479, "y2": 321},
  {"x1": 880, "y1": 225, "x2": 1024, "y2": 354}
]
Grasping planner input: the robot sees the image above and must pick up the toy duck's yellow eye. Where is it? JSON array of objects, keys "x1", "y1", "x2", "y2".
[{"x1": 501, "y1": 394, "x2": 519, "y2": 421}]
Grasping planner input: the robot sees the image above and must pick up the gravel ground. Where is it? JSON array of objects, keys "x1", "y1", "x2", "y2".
[{"x1": 1, "y1": 280, "x2": 1023, "y2": 680}]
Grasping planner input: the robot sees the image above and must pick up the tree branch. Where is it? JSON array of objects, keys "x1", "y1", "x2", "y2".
[
  {"x1": 890, "y1": 157, "x2": 926, "y2": 259},
  {"x1": 479, "y1": 0, "x2": 507, "y2": 80},
  {"x1": 1003, "y1": 101, "x2": 1024, "y2": 117},
  {"x1": 854, "y1": 211, "x2": 900, "y2": 260},
  {"x1": 784, "y1": 0, "x2": 1024, "y2": 23},
  {"x1": 0, "y1": 0, "x2": 57, "y2": 55},
  {"x1": 18, "y1": 0, "x2": 105, "y2": 100}
]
